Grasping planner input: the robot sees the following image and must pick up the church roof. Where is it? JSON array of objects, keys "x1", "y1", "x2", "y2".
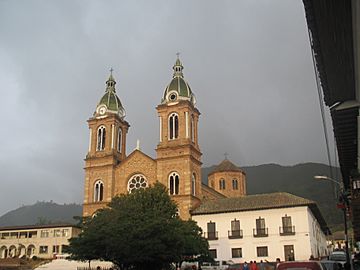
[
  {"x1": 209, "y1": 159, "x2": 244, "y2": 174},
  {"x1": 162, "y1": 56, "x2": 196, "y2": 105},
  {"x1": 191, "y1": 192, "x2": 330, "y2": 234}
]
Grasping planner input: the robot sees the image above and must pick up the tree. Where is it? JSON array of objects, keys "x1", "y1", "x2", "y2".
[{"x1": 67, "y1": 182, "x2": 211, "y2": 270}]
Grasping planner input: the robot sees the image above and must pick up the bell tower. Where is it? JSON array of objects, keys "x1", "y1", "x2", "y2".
[
  {"x1": 156, "y1": 56, "x2": 202, "y2": 219},
  {"x1": 83, "y1": 71, "x2": 130, "y2": 217}
]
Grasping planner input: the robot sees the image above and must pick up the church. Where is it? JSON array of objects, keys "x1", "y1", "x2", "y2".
[
  {"x1": 82, "y1": 56, "x2": 246, "y2": 220},
  {"x1": 82, "y1": 57, "x2": 329, "y2": 262}
]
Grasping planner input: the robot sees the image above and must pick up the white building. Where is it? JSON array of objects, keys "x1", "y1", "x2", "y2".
[
  {"x1": 0, "y1": 224, "x2": 81, "y2": 259},
  {"x1": 191, "y1": 192, "x2": 329, "y2": 263}
]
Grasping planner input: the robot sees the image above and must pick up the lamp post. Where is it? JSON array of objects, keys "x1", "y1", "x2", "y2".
[{"x1": 314, "y1": 176, "x2": 351, "y2": 268}]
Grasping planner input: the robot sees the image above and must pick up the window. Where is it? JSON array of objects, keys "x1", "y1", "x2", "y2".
[
  {"x1": 53, "y1": 245, "x2": 60, "y2": 254},
  {"x1": 254, "y1": 217, "x2": 268, "y2": 237},
  {"x1": 40, "y1": 230, "x2": 49, "y2": 238},
  {"x1": 127, "y1": 174, "x2": 148, "y2": 193},
  {"x1": 232, "y1": 179, "x2": 238, "y2": 190},
  {"x1": 281, "y1": 215, "x2": 294, "y2": 234},
  {"x1": 169, "y1": 113, "x2": 179, "y2": 140},
  {"x1": 39, "y1": 246, "x2": 48, "y2": 254},
  {"x1": 169, "y1": 172, "x2": 180, "y2": 195},
  {"x1": 209, "y1": 249, "x2": 217, "y2": 259},
  {"x1": 232, "y1": 248, "x2": 242, "y2": 258},
  {"x1": 191, "y1": 173, "x2": 196, "y2": 196},
  {"x1": 353, "y1": 180, "x2": 360, "y2": 190},
  {"x1": 219, "y1": 179, "x2": 226, "y2": 190},
  {"x1": 117, "y1": 128, "x2": 122, "y2": 152},
  {"x1": 229, "y1": 219, "x2": 242, "y2": 238},
  {"x1": 28, "y1": 231, "x2": 37, "y2": 238},
  {"x1": 191, "y1": 115, "x2": 195, "y2": 142},
  {"x1": 207, "y1": 221, "x2": 217, "y2": 240},
  {"x1": 62, "y1": 229, "x2": 69, "y2": 237},
  {"x1": 257, "y1": 246, "x2": 268, "y2": 257},
  {"x1": 94, "y1": 180, "x2": 104, "y2": 202},
  {"x1": 96, "y1": 126, "x2": 106, "y2": 151},
  {"x1": 54, "y1": 229, "x2": 61, "y2": 237}
]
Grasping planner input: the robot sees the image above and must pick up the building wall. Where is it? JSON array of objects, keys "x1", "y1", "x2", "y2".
[
  {"x1": 192, "y1": 206, "x2": 327, "y2": 263},
  {"x1": 0, "y1": 226, "x2": 81, "y2": 259},
  {"x1": 307, "y1": 208, "x2": 329, "y2": 259}
]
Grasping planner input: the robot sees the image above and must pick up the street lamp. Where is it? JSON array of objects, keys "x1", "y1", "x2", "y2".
[{"x1": 314, "y1": 175, "x2": 351, "y2": 268}]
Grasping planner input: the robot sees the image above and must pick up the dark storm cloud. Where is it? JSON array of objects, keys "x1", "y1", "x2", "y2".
[{"x1": 0, "y1": 0, "x2": 335, "y2": 216}]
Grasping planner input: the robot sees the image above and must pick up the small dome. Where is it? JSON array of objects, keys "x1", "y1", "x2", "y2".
[
  {"x1": 95, "y1": 72, "x2": 126, "y2": 118},
  {"x1": 209, "y1": 159, "x2": 244, "y2": 174},
  {"x1": 162, "y1": 56, "x2": 196, "y2": 105}
]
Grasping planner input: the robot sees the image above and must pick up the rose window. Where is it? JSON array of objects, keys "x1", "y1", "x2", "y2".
[{"x1": 127, "y1": 174, "x2": 148, "y2": 193}]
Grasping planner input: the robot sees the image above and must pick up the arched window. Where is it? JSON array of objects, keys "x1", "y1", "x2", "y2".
[
  {"x1": 94, "y1": 180, "x2": 104, "y2": 202},
  {"x1": 219, "y1": 178, "x2": 226, "y2": 190},
  {"x1": 96, "y1": 126, "x2": 106, "y2": 151},
  {"x1": 232, "y1": 179, "x2": 238, "y2": 190},
  {"x1": 169, "y1": 172, "x2": 180, "y2": 195},
  {"x1": 117, "y1": 127, "x2": 122, "y2": 152},
  {"x1": 169, "y1": 113, "x2": 179, "y2": 140},
  {"x1": 192, "y1": 173, "x2": 196, "y2": 196},
  {"x1": 191, "y1": 114, "x2": 195, "y2": 142},
  {"x1": 127, "y1": 174, "x2": 148, "y2": 193}
]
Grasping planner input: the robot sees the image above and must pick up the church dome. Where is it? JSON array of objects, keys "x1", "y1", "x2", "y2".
[
  {"x1": 209, "y1": 159, "x2": 244, "y2": 174},
  {"x1": 95, "y1": 72, "x2": 126, "y2": 118},
  {"x1": 162, "y1": 56, "x2": 196, "y2": 105}
]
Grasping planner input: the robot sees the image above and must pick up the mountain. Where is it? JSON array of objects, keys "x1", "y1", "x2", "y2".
[
  {"x1": 0, "y1": 201, "x2": 82, "y2": 227},
  {"x1": 203, "y1": 162, "x2": 342, "y2": 227},
  {"x1": 0, "y1": 163, "x2": 341, "y2": 228}
]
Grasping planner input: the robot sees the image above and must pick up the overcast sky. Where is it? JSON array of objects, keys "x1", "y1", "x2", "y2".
[{"x1": 0, "y1": 0, "x2": 336, "y2": 216}]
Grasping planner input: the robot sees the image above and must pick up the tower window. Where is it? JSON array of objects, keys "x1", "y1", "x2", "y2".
[
  {"x1": 232, "y1": 179, "x2": 238, "y2": 190},
  {"x1": 169, "y1": 172, "x2": 180, "y2": 195},
  {"x1": 169, "y1": 113, "x2": 179, "y2": 140},
  {"x1": 94, "y1": 180, "x2": 104, "y2": 202},
  {"x1": 117, "y1": 128, "x2": 122, "y2": 152},
  {"x1": 191, "y1": 114, "x2": 195, "y2": 142},
  {"x1": 96, "y1": 126, "x2": 106, "y2": 151},
  {"x1": 191, "y1": 173, "x2": 196, "y2": 196},
  {"x1": 219, "y1": 178, "x2": 226, "y2": 190}
]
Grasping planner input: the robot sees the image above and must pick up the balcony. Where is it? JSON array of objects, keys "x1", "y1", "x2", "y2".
[
  {"x1": 203, "y1": 231, "x2": 218, "y2": 240},
  {"x1": 279, "y1": 226, "x2": 295, "y2": 236},
  {"x1": 228, "y1": 229, "x2": 243, "y2": 239},
  {"x1": 253, "y1": 228, "x2": 268, "y2": 237}
]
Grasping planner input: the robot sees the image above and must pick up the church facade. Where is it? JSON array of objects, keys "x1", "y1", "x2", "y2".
[{"x1": 82, "y1": 57, "x2": 246, "y2": 220}]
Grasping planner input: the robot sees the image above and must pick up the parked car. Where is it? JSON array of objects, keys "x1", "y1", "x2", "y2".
[
  {"x1": 320, "y1": 260, "x2": 343, "y2": 270},
  {"x1": 227, "y1": 264, "x2": 241, "y2": 270},
  {"x1": 277, "y1": 261, "x2": 325, "y2": 270},
  {"x1": 329, "y1": 251, "x2": 347, "y2": 263}
]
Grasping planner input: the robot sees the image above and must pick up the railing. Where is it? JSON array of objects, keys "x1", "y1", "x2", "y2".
[
  {"x1": 228, "y1": 229, "x2": 243, "y2": 239},
  {"x1": 203, "y1": 231, "x2": 218, "y2": 240},
  {"x1": 279, "y1": 226, "x2": 295, "y2": 235},
  {"x1": 253, "y1": 228, "x2": 268, "y2": 237}
]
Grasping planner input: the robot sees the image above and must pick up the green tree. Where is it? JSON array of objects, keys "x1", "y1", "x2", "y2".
[{"x1": 67, "y1": 182, "x2": 210, "y2": 270}]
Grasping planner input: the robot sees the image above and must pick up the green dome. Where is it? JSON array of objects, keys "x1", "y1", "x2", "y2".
[
  {"x1": 162, "y1": 57, "x2": 196, "y2": 105},
  {"x1": 95, "y1": 73, "x2": 126, "y2": 118}
]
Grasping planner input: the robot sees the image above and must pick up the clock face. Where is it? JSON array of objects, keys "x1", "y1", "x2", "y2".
[{"x1": 99, "y1": 106, "x2": 106, "y2": 115}]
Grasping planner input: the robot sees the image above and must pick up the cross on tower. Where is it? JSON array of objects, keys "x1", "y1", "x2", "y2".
[
  {"x1": 110, "y1": 67, "x2": 114, "y2": 75},
  {"x1": 224, "y1": 152, "x2": 229, "y2": 160},
  {"x1": 176, "y1": 52, "x2": 180, "y2": 58}
]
